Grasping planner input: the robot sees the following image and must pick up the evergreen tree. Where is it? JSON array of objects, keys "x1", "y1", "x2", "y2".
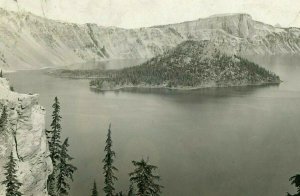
[
  {"x1": 102, "y1": 124, "x2": 118, "y2": 196},
  {"x1": 49, "y1": 97, "x2": 62, "y2": 166},
  {"x1": 0, "y1": 69, "x2": 3, "y2": 78},
  {"x1": 1, "y1": 152, "x2": 23, "y2": 196},
  {"x1": 47, "y1": 97, "x2": 63, "y2": 196},
  {"x1": 287, "y1": 174, "x2": 300, "y2": 196},
  {"x1": 129, "y1": 159, "x2": 163, "y2": 196},
  {"x1": 47, "y1": 174, "x2": 56, "y2": 196},
  {"x1": 0, "y1": 106, "x2": 8, "y2": 133},
  {"x1": 127, "y1": 183, "x2": 135, "y2": 196},
  {"x1": 56, "y1": 138, "x2": 77, "y2": 195},
  {"x1": 91, "y1": 181, "x2": 98, "y2": 196}
]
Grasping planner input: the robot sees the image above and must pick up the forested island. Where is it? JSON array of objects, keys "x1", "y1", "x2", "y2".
[{"x1": 89, "y1": 41, "x2": 280, "y2": 91}]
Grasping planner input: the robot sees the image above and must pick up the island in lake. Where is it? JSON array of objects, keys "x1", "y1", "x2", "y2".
[{"x1": 89, "y1": 40, "x2": 281, "y2": 91}]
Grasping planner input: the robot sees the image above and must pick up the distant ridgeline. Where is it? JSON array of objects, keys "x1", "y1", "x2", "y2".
[
  {"x1": 90, "y1": 40, "x2": 280, "y2": 90},
  {"x1": 1, "y1": 7, "x2": 300, "y2": 70}
]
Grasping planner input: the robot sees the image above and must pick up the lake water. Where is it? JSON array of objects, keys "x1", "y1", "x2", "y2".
[{"x1": 6, "y1": 56, "x2": 300, "y2": 196}]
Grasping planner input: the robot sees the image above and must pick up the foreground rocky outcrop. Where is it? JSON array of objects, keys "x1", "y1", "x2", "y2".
[
  {"x1": 0, "y1": 77, "x2": 52, "y2": 195},
  {"x1": 90, "y1": 41, "x2": 281, "y2": 91},
  {"x1": 0, "y1": 8, "x2": 300, "y2": 70}
]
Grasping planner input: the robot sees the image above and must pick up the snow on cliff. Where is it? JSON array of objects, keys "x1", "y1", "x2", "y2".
[
  {"x1": 0, "y1": 8, "x2": 300, "y2": 70},
  {"x1": 0, "y1": 77, "x2": 52, "y2": 196}
]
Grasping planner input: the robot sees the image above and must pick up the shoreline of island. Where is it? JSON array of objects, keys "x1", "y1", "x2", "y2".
[{"x1": 90, "y1": 80, "x2": 282, "y2": 92}]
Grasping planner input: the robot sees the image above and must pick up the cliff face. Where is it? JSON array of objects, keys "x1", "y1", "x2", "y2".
[
  {"x1": 0, "y1": 7, "x2": 183, "y2": 70},
  {"x1": 163, "y1": 14, "x2": 300, "y2": 55},
  {"x1": 0, "y1": 8, "x2": 300, "y2": 70},
  {"x1": 0, "y1": 78, "x2": 52, "y2": 195}
]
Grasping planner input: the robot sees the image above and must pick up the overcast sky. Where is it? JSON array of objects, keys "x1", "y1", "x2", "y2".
[{"x1": 0, "y1": 0, "x2": 300, "y2": 28}]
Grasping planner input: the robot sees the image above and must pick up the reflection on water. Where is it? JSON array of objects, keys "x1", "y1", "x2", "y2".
[
  {"x1": 5, "y1": 56, "x2": 300, "y2": 196},
  {"x1": 90, "y1": 83, "x2": 280, "y2": 96},
  {"x1": 63, "y1": 59, "x2": 147, "y2": 70}
]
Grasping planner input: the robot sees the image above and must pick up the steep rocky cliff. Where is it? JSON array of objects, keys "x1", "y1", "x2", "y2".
[
  {"x1": 0, "y1": 77, "x2": 52, "y2": 195},
  {"x1": 0, "y1": 8, "x2": 300, "y2": 70},
  {"x1": 163, "y1": 14, "x2": 300, "y2": 55}
]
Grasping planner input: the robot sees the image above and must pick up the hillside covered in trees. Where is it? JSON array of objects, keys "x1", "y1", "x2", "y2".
[{"x1": 90, "y1": 40, "x2": 281, "y2": 90}]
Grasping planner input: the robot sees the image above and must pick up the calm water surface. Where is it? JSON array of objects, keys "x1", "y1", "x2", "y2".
[{"x1": 6, "y1": 56, "x2": 300, "y2": 196}]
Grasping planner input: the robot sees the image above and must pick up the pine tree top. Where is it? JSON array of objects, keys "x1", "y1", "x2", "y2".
[
  {"x1": 51, "y1": 97, "x2": 61, "y2": 119},
  {"x1": 129, "y1": 158, "x2": 163, "y2": 196},
  {"x1": 0, "y1": 106, "x2": 8, "y2": 133},
  {"x1": 102, "y1": 124, "x2": 117, "y2": 167},
  {"x1": 102, "y1": 124, "x2": 118, "y2": 196},
  {"x1": 49, "y1": 96, "x2": 62, "y2": 167},
  {"x1": 2, "y1": 152, "x2": 23, "y2": 196},
  {"x1": 91, "y1": 181, "x2": 98, "y2": 196}
]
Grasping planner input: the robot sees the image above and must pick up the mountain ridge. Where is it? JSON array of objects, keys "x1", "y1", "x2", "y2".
[{"x1": 0, "y1": 8, "x2": 300, "y2": 70}]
